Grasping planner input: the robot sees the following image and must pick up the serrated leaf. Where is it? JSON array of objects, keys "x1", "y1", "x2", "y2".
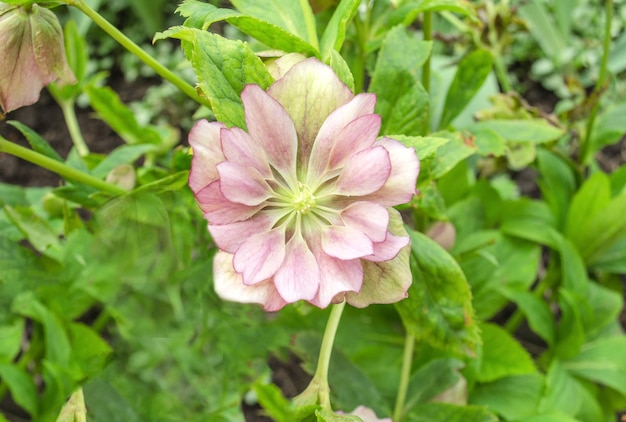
[
  {"x1": 395, "y1": 230, "x2": 479, "y2": 357},
  {"x1": 369, "y1": 26, "x2": 432, "y2": 136},
  {"x1": 440, "y1": 49, "x2": 493, "y2": 128},
  {"x1": 328, "y1": 49, "x2": 355, "y2": 92},
  {"x1": 158, "y1": 27, "x2": 273, "y2": 128},
  {"x1": 390, "y1": 135, "x2": 449, "y2": 162}
]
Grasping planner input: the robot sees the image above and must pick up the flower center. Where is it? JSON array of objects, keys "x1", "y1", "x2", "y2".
[{"x1": 291, "y1": 182, "x2": 317, "y2": 214}]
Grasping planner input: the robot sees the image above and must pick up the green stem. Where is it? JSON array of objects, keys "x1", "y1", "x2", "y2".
[
  {"x1": 580, "y1": 0, "x2": 613, "y2": 164},
  {"x1": 393, "y1": 333, "x2": 415, "y2": 422},
  {"x1": 421, "y1": 12, "x2": 432, "y2": 135},
  {"x1": 299, "y1": 0, "x2": 320, "y2": 51},
  {"x1": 66, "y1": 0, "x2": 211, "y2": 109},
  {"x1": 313, "y1": 301, "x2": 346, "y2": 409},
  {"x1": 0, "y1": 137, "x2": 126, "y2": 195},
  {"x1": 492, "y1": 52, "x2": 512, "y2": 92},
  {"x1": 61, "y1": 99, "x2": 89, "y2": 157}
]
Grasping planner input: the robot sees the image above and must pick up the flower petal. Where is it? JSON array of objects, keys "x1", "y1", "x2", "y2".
[
  {"x1": 321, "y1": 225, "x2": 373, "y2": 260},
  {"x1": 336, "y1": 146, "x2": 391, "y2": 196},
  {"x1": 328, "y1": 114, "x2": 381, "y2": 169},
  {"x1": 196, "y1": 181, "x2": 261, "y2": 225},
  {"x1": 310, "y1": 243, "x2": 363, "y2": 308},
  {"x1": 214, "y1": 251, "x2": 288, "y2": 312},
  {"x1": 216, "y1": 161, "x2": 272, "y2": 206},
  {"x1": 233, "y1": 228, "x2": 286, "y2": 285},
  {"x1": 209, "y1": 211, "x2": 277, "y2": 253},
  {"x1": 341, "y1": 201, "x2": 389, "y2": 243},
  {"x1": 188, "y1": 120, "x2": 226, "y2": 193},
  {"x1": 274, "y1": 234, "x2": 320, "y2": 302},
  {"x1": 363, "y1": 232, "x2": 410, "y2": 262},
  {"x1": 268, "y1": 58, "x2": 353, "y2": 173},
  {"x1": 362, "y1": 137, "x2": 419, "y2": 206},
  {"x1": 242, "y1": 84, "x2": 298, "y2": 182},
  {"x1": 221, "y1": 126, "x2": 271, "y2": 178},
  {"x1": 307, "y1": 93, "x2": 377, "y2": 182}
]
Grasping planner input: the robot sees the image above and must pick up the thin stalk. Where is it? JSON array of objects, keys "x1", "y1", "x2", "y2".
[
  {"x1": 492, "y1": 52, "x2": 512, "y2": 92},
  {"x1": 60, "y1": 99, "x2": 89, "y2": 157},
  {"x1": 313, "y1": 301, "x2": 346, "y2": 409},
  {"x1": 421, "y1": 12, "x2": 432, "y2": 135},
  {"x1": 393, "y1": 333, "x2": 415, "y2": 422},
  {"x1": 66, "y1": 0, "x2": 211, "y2": 109},
  {"x1": 0, "y1": 137, "x2": 126, "y2": 195},
  {"x1": 580, "y1": 0, "x2": 613, "y2": 164}
]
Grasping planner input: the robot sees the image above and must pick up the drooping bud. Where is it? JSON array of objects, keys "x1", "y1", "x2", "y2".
[{"x1": 0, "y1": 4, "x2": 76, "y2": 113}]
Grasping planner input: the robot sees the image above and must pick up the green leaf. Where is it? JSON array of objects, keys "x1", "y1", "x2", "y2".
[
  {"x1": 405, "y1": 403, "x2": 497, "y2": 422},
  {"x1": 536, "y1": 148, "x2": 576, "y2": 230},
  {"x1": 472, "y1": 129, "x2": 507, "y2": 157},
  {"x1": 3, "y1": 205, "x2": 62, "y2": 259},
  {"x1": 91, "y1": 144, "x2": 156, "y2": 179},
  {"x1": 553, "y1": 289, "x2": 587, "y2": 360},
  {"x1": 252, "y1": 382, "x2": 294, "y2": 422},
  {"x1": 499, "y1": 288, "x2": 555, "y2": 347},
  {"x1": 439, "y1": 49, "x2": 493, "y2": 128},
  {"x1": 369, "y1": 26, "x2": 432, "y2": 136},
  {"x1": 68, "y1": 323, "x2": 112, "y2": 378},
  {"x1": 395, "y1": 230, "x2": 480, "y2": 357},
  {"x1": 404, "y1": 358, "x2": 464, "y2": 412},
  {"x1": 389, "y1": 0, "x2": 478, "y2": 26},
  {"x1": 134, "y1": 171, "x2": 189, "y2": 194},
  {"x1": 518, "y1": 0, "x2": 568, "y2": 61},
  {"x1": 54, "y1": 388, "x2": 88, "y2": 422},
  {"x1": 476, "y1": 323, "x2": 536, "y2": 383},
  {"x1": 319, "y1": 0, "x2": 360, "y2": 59},
  {"x1": 0, "y1": 364, "x2": 38, "y2": 417},
  {"x1": 590, "y1": 102, "x2": 626, "y2": 150},
  {"x1": 82, "y1": 379, "x2": 142, "y2": 422},
  {"x1": 0, "y1": 319, "x2": 24, "y2": 364},
  {"x1": 7, "y1": 121, "x2": 63, "y2": 162},
  {"x1": 466, "y1": 119, "x2": 564, "y2": 143},
  {"x1": 316, "y1": 409, "x2": 362, "y2": 421},
  {"x1": 158, "y1": 27, "x2": 274, "y2": 128},
  {"x1": 328, "y1": 49, "x2": 355, "y2": 92},
  {"x1": 85, "y1": 85, "x2": 163, "y2": 146},
  {"x1": 470, "y1": 374, "x2": 544, "y2": 420},
  {"x1": 538, "y1": 361, "x2": 583, "y2": 417},
  {"x1": 431, "y1": 131, "x2": 476, "y2": 178},
  {"x1": 229, "y1": 0, "x2": 318, "y2": 47},
  {"x1": 564, "y1": 336, "x2": 626, "y2": 396},
  {"x1": 391, "y1": 135, "x2": 450, "y2": 163}
]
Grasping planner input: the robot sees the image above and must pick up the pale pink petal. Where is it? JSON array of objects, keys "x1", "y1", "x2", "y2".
[
  {"x1": 309, "y1": 244, "x2": 363, "y2": 308},
  {"x1": 196, "y1": 181, "x2": 261, "y2": 225},
  {"x1": 268, "y1": 58, "x2": 353, "y2": 172},
  {"x1": 213, "y1": 251, "x2": 288, "y2": 312},
  {"x1": 336, "y1": 146, "x2": 391, "y2": 196},
  {"x1": 216, "y1": 161, "x2": 272, "y2": 206},
  {"x1": 363, "y1": 232, "x2": 410, "y2": 262},
  {"x1": 321, "y1": 225, "x2": 373, "y2": 260},
  {"x1": 188, "y1": 120, "x2": 226, "y2": 193},
  {"x1": 274, "y1": 234, "x2": 320, "y2": 302},
  {"x1": 362, "y1": 138, "x2": 419, "y2": 206},
  {"x1": 341, "y1": 202, "x2": 389, "y2": 243},
  {"x1": 208, "y1": 212, "x2": 276, "y2": 253},
  {"x1": 242, "y1": 84, "x2": 297, "y2": 182},
  {"x1": 307, "y1": 94, "x2": 377, "y2": 181},
  {"x1": 328, "y1": 114, "x2": 381, "y2": 169},
  {"x1": 233, "y1": 228, "x2": 286, "y2": 285},
  {"x1": 220, "y1": 126, "x2": 271, "y2": 178}
]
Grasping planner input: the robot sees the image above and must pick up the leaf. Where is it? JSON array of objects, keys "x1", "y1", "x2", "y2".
[
  {"x1": 85, "y1": 85, "x2": 163, "y2": 146},
  {"x1": 405, "y1": 403, "x2": 497, "y2": 422},
  {"x1": 55, "y1": 388, "x2": 87, "y2": 422},
  {"x1": 3, "y1": 205, "x2": 62, "y2": 259},
  {"x1": 470, "y1": 374, "x2": 544, "y2": 420},
  {"x1": 230, "y1": 0, "x2": 318, "y2": 46},
  {"x1": 0, "y1": 320, "x2": 24, "y2": 364},
  {"x1": 328, "y1": 49, "x2": 355, "y2": 92},
  {"x1": 538, "y1": 361, "x2": 583, "y2": 417},
  {"x1": 389, "y1": 0, "x2": 478, "y2": 27},
  {"x1": 536, "y1": 148, "x2": 576, "y2": 230},
  {"x1": 91, "y1": 144, "x2": 156, "y2": 178},
  {"x1": 553, "y1": 289, "x2": 587, "y2": 360},
  {"x1": 404, "y1": 358, "x2": 464, "y2": 412},
  {"x1": 0, "y1": 364, "x2": 38, "y2": 417},
  {"x1": 390, "y1": 135, "x2": 449, "y2": 162},
  {"x1": 82, "y1": 379, "x2": 142, "y2": 422},
  {"x1": 320, "y1": 0, "x2": 360, "y2": 59},
  {"x1": 466, "y1": 119, "x2": 564, "y2": 143},
  {"x1": 68, "y1": 323, "x2": 112, "y2": 378},
  {"x1": 252, "y1": 382, "x2": 295, "y2": 422},
  {"x1": 395, "y1": 230, "x2": 480, "y2": 357},
  {"x1": 439, "y1": 49, "x2": 493, "y2": 128},
  {"x1": 476, "y1": 323, "x2": 536, "y2": 383},
  {"x1": 157, "y1": 27, "x2": 274, "y2": 128},
  {"x1": 369, "y1": 26, "x2": 432, "y2": 136},
  {"x1": 518, "y1": 0, "x2": 568, "y2": 61},
  {"x1": 563, "y1": 336, "x2": 626, "y2": 396},
  {"x1": 7, "y1": 121, "x2": 64, "y2": 162},
  {"x1": 431, "y1": 131, "x2": 476, "y2": 178},
  {"x1": 471, "y1": 129, "x2": 507, "y2": 157},
  {"x1": 499, "y1": 288, "x2": 555, "y2": 347}
]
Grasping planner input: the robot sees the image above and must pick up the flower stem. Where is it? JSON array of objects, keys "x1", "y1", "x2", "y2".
[
  {"x1": 0, "y1": 137, "x2": 126, "y2": 196},
  {"x1": 60, "y1": 99, "x2": 89, "y2": 157},
  {"x1": 580, "y1": 0, "x2": 613, "y2": 164},
  {"x1": 393, "y1": 333, "x2": 415, "y2": 422},
  {"x1": 313, "y1": 301, "x2": 346, "y2": 409},
  {"x1": 66, "y1": 0, "x2": 211, "y2": 109},
  {"x1": 492, "y1": 51, "x2": 512, "y2": 93}
]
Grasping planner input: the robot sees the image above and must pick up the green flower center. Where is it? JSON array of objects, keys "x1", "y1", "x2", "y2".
[{"x1": 291, "y1": 182, "x2": 317, "y2": 214}]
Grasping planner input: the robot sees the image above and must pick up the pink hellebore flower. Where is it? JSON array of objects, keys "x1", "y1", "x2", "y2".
[
  {"x1": 0, "y1": 4, "x2": 76, "y2": 113},
  {"x1": 189, "y1": 58, "x2": 419, "y2": 311},
  {"x1": 339, "y1": 406, "x2": 392, "y2": 422}
]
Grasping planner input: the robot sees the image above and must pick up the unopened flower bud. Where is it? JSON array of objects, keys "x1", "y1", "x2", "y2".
[{"x1": 0, "y1": 4, "x2": 76, "y2": 113}]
